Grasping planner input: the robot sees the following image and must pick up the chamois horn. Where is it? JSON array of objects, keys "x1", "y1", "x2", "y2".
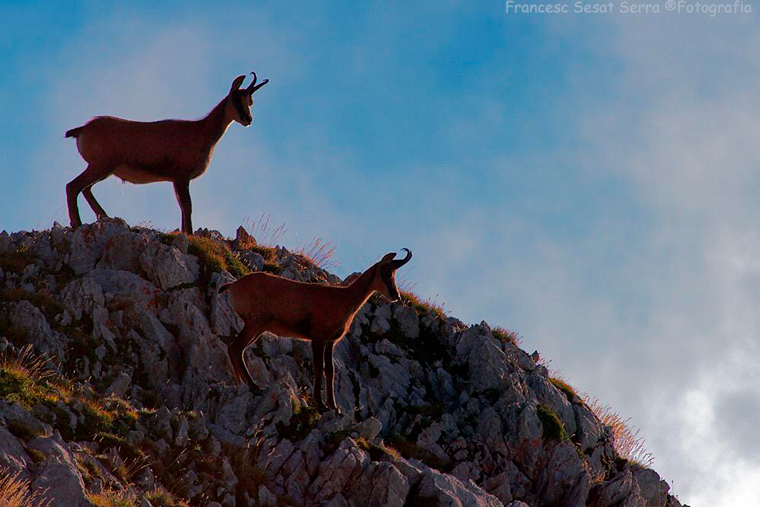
[
  {"x1": 391, "y1": 248, "x2": 412, "y2": 269},
  {"x1": 247, "y1": 72, "x2": 269, "y2": 94}
]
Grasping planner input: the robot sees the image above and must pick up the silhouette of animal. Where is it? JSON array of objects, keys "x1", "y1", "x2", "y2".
[
  {"x1": 219, "y1": 249, "x2": 413, "y2": 414},
  {"x1": 65, "y1": 72, "x2": 268, "y2": 234}
]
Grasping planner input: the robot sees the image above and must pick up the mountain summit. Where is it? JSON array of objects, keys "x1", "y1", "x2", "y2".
[{"x1": 0, "y1": 218, "x2": 685, "y2": 506}]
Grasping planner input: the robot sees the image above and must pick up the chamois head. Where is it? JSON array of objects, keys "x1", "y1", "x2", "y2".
[
  {"x1": 228, "y1": 72, "x2": 269, "y2": 127},
  {"x1": 373, "y1": 248, "x2": 413, "y2": 302}
]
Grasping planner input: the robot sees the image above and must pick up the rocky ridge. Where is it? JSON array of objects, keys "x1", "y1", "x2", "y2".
[{"x1": 0, "y1": 218, "x2": 685, "y2": 506}]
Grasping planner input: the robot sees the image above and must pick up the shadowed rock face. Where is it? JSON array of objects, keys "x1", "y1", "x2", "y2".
[{"x1": 0, "y1": 218, "x2": 687, "y2": 507}]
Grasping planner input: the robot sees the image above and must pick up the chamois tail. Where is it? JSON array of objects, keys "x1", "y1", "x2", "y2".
[{"x1": 65, "y1": 126, "x2": 84, "y2": 138}]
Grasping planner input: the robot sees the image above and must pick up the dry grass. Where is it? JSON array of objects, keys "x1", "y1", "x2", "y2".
[
  {"x1": 399, "y1": 291, "x2": 447, "y2": 320},
  {"x1": 86, "y1": 488, "x2": 135, "y2": 507},
  {"x1": 242, "y1": 213, "x2": 287, "y2": 247},
  {"x1": 491, "y1": 326, "x2": 522, "y2": 346},
  {"x1": 296, "y1": 237, "x2": 338, "y2": 270},
  {"x1": 548, "y1": 373, "x2": 579, "y2": 402},
  {"x1": 0, "y1": 469, "x2": 51, "y2": 507},
  {"x1": 223, "y1": 436, "x2": 269, "y2": 503},
  {"x1": 144, "y1": 487, "x2": 189, "y2": 507},
  {"x1": 585, "y1": 396, "x2": 654, "y2": 467}
]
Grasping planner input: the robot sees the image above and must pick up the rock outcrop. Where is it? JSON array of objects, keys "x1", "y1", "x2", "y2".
[{"x1": 0, "y1": 218, "x2": 686, "y2": 506}]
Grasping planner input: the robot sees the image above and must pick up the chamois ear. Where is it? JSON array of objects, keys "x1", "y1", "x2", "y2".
[
  {"x1": 230, "y1": 75, "x2": 247, "y2": 94},
  {"x1": 380, "y1": 252, "x2": 397, "y2": 264}
]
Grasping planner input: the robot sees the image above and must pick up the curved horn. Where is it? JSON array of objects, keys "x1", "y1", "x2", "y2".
[
  {"x1": 391, "y1": 248, "x2": 412, "y2": 269},
  {"x1": 247, "y1": 71, "x2": 269, "y2": 94}
]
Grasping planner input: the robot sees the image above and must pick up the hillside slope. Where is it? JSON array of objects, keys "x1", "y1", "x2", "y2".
[{"x1": 0, "y1": 218, "x2": 685, "y2": 507}]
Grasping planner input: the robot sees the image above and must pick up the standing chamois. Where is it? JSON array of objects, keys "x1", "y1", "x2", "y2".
[
  {"x1": 219, "y1": 249, "x2": 413, "y2": 414},
  {"x1": 64, "y1": 72, "x2": 268, "y2": 234}
]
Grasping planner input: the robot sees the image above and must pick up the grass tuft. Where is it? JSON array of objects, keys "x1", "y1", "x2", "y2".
[
  {"x1": 295, "y1": 237, "x2": 338, "y2": 270},
  {"x1": 0, "y1": 469, "x2": 52, "y2": 507},
  {"x1": 399, "y1": 291, "x2": 447, "y2": 320},
  {"x1": 585, "y1": 396, "x2": 654, "y2": 467},
  {"x1": 491, "y1": 326, "x2": 522, "y2": 346},
  {"x1": 86, "y1": 488, "x2": 135, "y2": 507},
  {"x1": 549, "y1": 376, "x2": 578, "y2": 402},
  {"x1": 187, "y1": 236, "x2": 250, "y2": 279}
]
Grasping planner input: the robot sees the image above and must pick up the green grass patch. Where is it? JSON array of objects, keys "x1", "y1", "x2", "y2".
[
  {"x1": 187, "y1": 236, "x2": 250, "y2": 278},
  {"x1": 537, "y1": 404, "x2": 569, "y2": 442}
]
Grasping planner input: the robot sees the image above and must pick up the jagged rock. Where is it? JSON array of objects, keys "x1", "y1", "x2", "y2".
[
  {"x1": 357, "y1": 417, "x2": 382, "y2": 440},
  {"x1": 0, "y1": 401, "x2": 52, "y2": 439},
  {"x1": 392, "y1": 305, "x2": 420, "y2": 339},
  {"x1": 140, "y1": 241, "x2": 199, "y2": 290},
  {"x1": 416, "y1": 467, "x2": 503, "y2": 507},
  {"x1": 309, "y1": 438, "x2": 369, "y2": 502},
  {"x1": 88, "y1": 268, "x2": 161, "y2": 311},
  {"x1": 61, "y1": 276, "x2": 105, "y2": 320},
  {"x1": 105, "y1": 371, "x2": 131, "y2": 397},
  {"x1": 0, "y1": 425, "x2": 31, "y2": 474},
  {"x1": 536, "y1": 441, "x2": 590, "y2": 506},
  {"x1": 68, "y1": 218, "x2": 130, "y2": 275},
  {"x1": 592, "y1": 470, "x2": 645, "y2": 507},
  {"x1": 28, "y1": 436, "x2": 90, "y2": 507},
  {"x1": 633, "y1": 468, "x2": 671, "y2": 506},
  {"x1": 10, "y1": 300, "x2": 66, "y2": 361},
  {"x1": 98, "y1": 230, "x2": 149, "y2": 272},
  {"x1": 455, "y1": 323, "x2": 509, "y2": 392}
]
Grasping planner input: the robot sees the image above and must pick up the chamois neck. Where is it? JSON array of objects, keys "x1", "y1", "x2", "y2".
[
  {"x1": 199, "y1": 96, "x2": 233, "y2": 146},
  {"x1": 345, "y1": 265, "x2": 379, "y2": 313}
]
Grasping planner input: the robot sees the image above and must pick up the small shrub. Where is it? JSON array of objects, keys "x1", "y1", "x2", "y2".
[{"x1": 537, "y1": 404, "x2": 569, "y2": 441}]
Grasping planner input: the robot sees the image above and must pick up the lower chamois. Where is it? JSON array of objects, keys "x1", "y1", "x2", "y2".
[{"x1": 219, "y1": 249, "x2": 412, "y2": 413}]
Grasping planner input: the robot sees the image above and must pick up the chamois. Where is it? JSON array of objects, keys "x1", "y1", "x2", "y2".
[
  {"x1": 219, "y1": 249, "x2": 413, "y2": 414},
  {"x1": 65, "y1": 72, "x2": 269, "y2": 235}
]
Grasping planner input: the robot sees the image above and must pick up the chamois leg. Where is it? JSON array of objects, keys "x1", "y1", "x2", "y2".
[
  {"x1": 66, "y1": 164, "x2": 111, "y2": 229},
  {"x1": 311, "y1": 341, "x2": 327, "y2": 412},
  {"x1": 227, "y1": 324, "x2": 263, "y2": 393},
  {"x1": 82, "y1": 186, "x2": 109, "y2": 219},
  {"x1": 173, "y1": 180, "x2": 193, "y2": 235},
  {"x1": 324, "y1": 341, "x2": 341, "y2": 415}
]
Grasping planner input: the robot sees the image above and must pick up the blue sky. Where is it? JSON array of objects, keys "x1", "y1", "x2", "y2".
[{"x1": 2, "y1": 1, "x2": 760, "y2": 504}]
